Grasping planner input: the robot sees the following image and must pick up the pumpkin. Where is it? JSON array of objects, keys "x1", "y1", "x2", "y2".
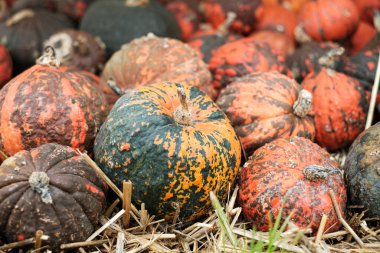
[
  {"x1": 80, "y1": 0, "x2": 181, "y2": 56},
  {"x1": 254, "y1": 5, "x2": 297, "y2": 40},
  {"x1": 166, "y1": 0, "x2": 201, "y2": 41},
  {"x1": 0, "y1": 8, "x2": 74, "y2": 73},
  {"x1": 199, "y1": 0, "x2": 262, "y2": 35},
  {"x1": 347, "y1": 21, "x2": 376, "y2": 54},
  {"x1": 44, "y1": 29, "x2": 107, "y2": 74},
  {"x1": 208, "y1": 38, "x2": 289, "y2": 93},
  {"x1": 302, "y1": 68, "x2": 368, "y2": 151},
  {"x1": 262, "y1": 0, "x2": 309, "y2": 13},
  {"x1": 94, "y1": 82, "x2": 241, "y2": 221},
  {"x1": 248, "y1": 31, "x2": 295, "y2": 56},
  {"x1": 216, "y1": 72, "x2": 315, "y2": 156},
  {"x1": 286, "y1": 41, "x2": 344, "y2": 82},
  {"x1": 187, "y1": 13, "x2": 241, "y2": 64},
  {"x1": 344, "y1": 122, "x2": 380, "y2": 218},
  {"x1": 239, "y1": 137, "x2": 346, "y2": 234},
  {"x1": 0, "y1": 44, "x2": 12, "y2": 87},
  {"x1": 100, "y1": 34, "x2": 215, "y2": 105},
  {"x1": 354, "y1": 0, "x2": 380, "y2": 24},
  {"x1": 0, "y1": 49, "x2": 107, "y2": 159},
  {"x1": 362, "y1": 11, "x2": 380, "y2": 51},
  {"x1": 0, "y1": 143, "x2": 107, "y2": 250},
  {"x1": 297, "y1": 0, "x2": 360, "y2": 42}
]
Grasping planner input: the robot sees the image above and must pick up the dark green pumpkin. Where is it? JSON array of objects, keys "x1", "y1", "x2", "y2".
[
  {"x1": 344, "y1": 122, "x2": 380, "y2": 218},
  {"x1": 94, "y1": 82, "x2": 241, "y2": 221},
  {"x1": 80, "y1": 0, "x2": 181, "y2": 56}
]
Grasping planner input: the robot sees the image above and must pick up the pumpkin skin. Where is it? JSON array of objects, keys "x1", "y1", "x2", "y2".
[
  {"x1": 347, "y1": 22, "x2": 376, "y2": 54},
  {"x1": 199, "y1": 0, "x2": 262, "y2": 35},
  {"x1": 100, "y1": 35, "x2": 215, "y2": 105},
  {"x1": 50, "y1": 0, "x2": 95, "y2": 20},
  {"x1": 208, "y1": 38, "x2": 288, "y2": 93},
  {"x1": 44, "y1": 29, "x2": 107, "y2": 74},
  {"x1": 94, "y1": 82, "x2": 241, "y2": 221},
  {"x1": 239, "y1": 137, "x2": 346, "y2": 234},
  {"x1": 216, "y1": 72, "x2": 315, "y2": 156},
  {"x1": 80, "y1": 0, "x2": 181, "y2": 56},
  {"x1": 0, "y1": 44, "x2": 12, "y2": 87},
  {"x1": 0, "y1": 143, "x2": 107, "y2": 250},
  {"x1": 297, "y1": 0, "x2": 360, "y2": 42},
  {"x1": 262, "y1": 0, "x2": 309, "y2": 13},
  {"x1": 0, "y1": 64, "x2": 107, "y2": 159},
  {"x1": 354, "y1": 0, "x2": 380, "y2": 24},
  {"x1": 249, "y1": 31, "x2": 295, "y2": 56},
  {"x1": 0, "y1": 8, "x2": 74, "y2": 74},
  {"x1": 302, "y1": 68, "x2": 368, "y2": 151},
  {"x1": 344, "y1": 122, "x2": 380, "y2": 218}
]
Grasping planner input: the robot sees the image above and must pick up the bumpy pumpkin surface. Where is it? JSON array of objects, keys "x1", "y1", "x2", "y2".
[
  {"x1": 239, "y1": 137, "x2": 346, "y2": 234},
  {"x1": 0, "y1": 63, "x2": 107, "y2": 159},
  {"x1": 344, "y1": 122, "x2": 380, "y2": 218},
  {"x1": 302, "y1": 68, "x2": 368, "y2": 151},
  {"x1": 209, "y1": 38, "x2": 288, "y2": 93},
  {"x1": 100, "y1": 35, "x2": 214, "y2": 105},
  {"x1": 0, "y1": 143, "x2": 107, "y2": 250},
  {"x1": 0, "y1": 44, "x2": 12, "y2": 87},
  {"x1": 217, "y1": 72, "x2": 315, "y2": 156},
  {"x1": 94, "y1": 82, "x2": 241, "y2": 221},
  {"x1": 297, "y1": 0, "x2": 360, "y2": 42}
]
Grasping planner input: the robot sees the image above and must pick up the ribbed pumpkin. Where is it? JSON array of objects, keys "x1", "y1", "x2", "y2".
[
  {"x1": 216, "y1": 72, "x2": 315, "y2": 156},
  {"x1": 44, "y1": 29, "x2": 107, "y2": 74},
  {"x1": 249, "y1": 31, "x2": 295, "y2": 56},
  {"x1": 80, "y1": 0, "x2": 181, "y2": 56},
  {"x1": 208, "y1": 38, "x2": 288, "y2": 93},
  {"x1": 344, "y1": 122, "x2": 380, "y2": 218},
  {"x1": 302, "y1": 68, "x2": 368, "y2": 151},
  {"x1": 199, "y1": 0, "x2": 262, "y2": 35},
  {"x1": 94, "y1": 82, "x2": 241, "y2": 221},
  {"x1": 0, "y1": 8, "x2": 74, "y2": 73},
  {"x1": 0, "y1": 50, "x2": 107, "y2": 159},
  {"x1": 100, "y1": 34, "x2": 214, "y2": 105},
  {"x1": 0, "y1": 143, "x2": 107, "y2": 250},
  {"x1": 297, "y1": 0, "x2": 360, "y2": 42},
  {"x1": 0, "y1": 44, "x2": 12, "y2": 87},
  {"x1": 239, "y1": 137, "x2": 346, "y2": 234}
]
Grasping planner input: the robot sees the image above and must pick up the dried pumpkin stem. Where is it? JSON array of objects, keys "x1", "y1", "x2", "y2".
[
  {"x1": 293, "y1": 89, "x2": 312, "y2": 118},
  {"x1": 34, "y1": 230, "x2": 43, "y2": 253},
  {"x1": 29, "y1": 171, "x2": 53, "y2": 204},
  {"x1": 174, "y1": 85, "x2": 192, "y2": 126},
  {"x1": 125, "y1": 0, "x2": 149, "y2": 7},
  {"x1": 216, "y1": 12, "x2": 237, "y2": 36},
  {"x1": 36, "y1": 46, "x2": 61, "y2": 68},
  {"x1": 294, "y1": 25, "x2": 312, "y2": 44},
  {"x1": 318, "y1": 47, "x2": 345, "y2": 68},
  {"x1": 6, "y1": 9, "x2": 34, "y2": 26},
  {"x1": 122, "y1": 180, "x2": 132, "y2": 228}
]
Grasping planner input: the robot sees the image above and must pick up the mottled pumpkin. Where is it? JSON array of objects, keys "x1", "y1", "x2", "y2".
[
  {"x1": 208, "y1": 38, "x2": 288, "y2": 93},
  {"x1": 0, "y1": 8, "x2": 74, "y2": 73},
  {"x1": 100, "y1": 34, "x2": 215, "y2": 105},
  {"x1": 0, "y1": 44, "x2": 12, "y2": 87},
  {"x1": 302, "y1": 68, "x2": 368, "y2": 151},
  {"x1": 199, "y1": 0, "x2": 262, "y2": 35},
  {"x1": 0, "y1": 143, "x2": 107, "y2": 250},
  {"x1": 217, "y1": 72, "x2": 315, "y2": 156},
  {"x1": 286, "y1": 41, "x2": 344, "y2": 82},
  {"x1": 0, "y1": 58, "x2": 107, "y2": 159},
  {"x1": 249, "y1": 31, "x2": 295, "y2": 56},
  {"x1": 344, "y1": 122, "x2": 380, "y2": 218},
  {"x1": 44, "y1": 29, "x2": 107, "y2": 74},
  {"x1": 94, "y1": 82, "x2": 241, "y2": 221},
  {"x1": 297, "y1": 0, "x2": 360, "y2": 42},
  {"x1": 239, "y1": 137, "x2": 346, "y2": 234},
  {"x1": 347, "y1": 22, "x2": 376, "y2": 54}
]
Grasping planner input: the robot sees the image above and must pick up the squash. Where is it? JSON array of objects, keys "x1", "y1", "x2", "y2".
[
  {"x1": 248, "y1": 31, "x2": 295, "y2": 56},
  {"x1": 0, "y1": 44, "x2": 12, "y2": 87}
]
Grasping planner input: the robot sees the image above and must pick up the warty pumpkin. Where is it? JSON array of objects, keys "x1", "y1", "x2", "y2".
[
  {"x1": 94, "y1": 82, "x2": 241, "y2": 222},
  {"x1": 0, "y1": 143, "x2": 107, "y2": 250},
  {"x1": 239, "y1": 137, "x2": 346, "y2": 234}
]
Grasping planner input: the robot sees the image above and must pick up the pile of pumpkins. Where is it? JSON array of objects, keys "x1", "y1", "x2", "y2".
[{"x1": 0, "y1": 0, "x2": 379, "y2": 250}]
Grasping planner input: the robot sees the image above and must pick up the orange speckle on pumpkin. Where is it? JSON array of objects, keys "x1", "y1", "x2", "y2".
[
  {"x1": 368, "y1": 62, "x2": 375, "y2": 71},
  {"x1": 120, "y1": 143, "x2": 130, "y2": 151},
  {"x1": 17, "y1": 234, "x2": 25, "y2": 241}
]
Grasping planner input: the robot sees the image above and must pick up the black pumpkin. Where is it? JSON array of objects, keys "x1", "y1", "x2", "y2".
[
  {"x1": 0, "y1": 8, "x2": 74, "y2": 73},
  {"x1": 0, "y1": 143, "x2": 107, "y2": 250},
  {"x1": 80, "y1": 0, "x2": 181, "y2": 56},
  {"x1": 344, "y1": 122, "x2": 380, "y2": 218}
]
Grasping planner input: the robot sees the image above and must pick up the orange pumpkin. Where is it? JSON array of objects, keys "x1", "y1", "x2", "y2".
[
  {"x1": 297, "y1": 0, "x2": 360, "y2": 41},
  {"x1": 347, "y1": 21, "x2": 376, "y2": 54},
  {"x1": 353, "y1": 0, "x2": 380, "y2": 24},
  {"x1": 0, "y1": 44, "x2": 12, "y2": 87},
  {"x1": 302, "y1": 68, "x2": 368, "y2": 151},
  {"x1": 249, "y1": 31, "x2": 295, "y2": 56},
  {"x1": 100, "y1": 34, "x2": 215, "y2": 105},
  {"x1": 216, "y1": 72, "x2": 315, "y2": 156},
  {"x1": 262, "y1": 0, "x2": 310, "y2": 13}
]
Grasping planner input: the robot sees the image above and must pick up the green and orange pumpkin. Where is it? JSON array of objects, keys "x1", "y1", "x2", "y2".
[
  {"x1": 239, "y1": 137, "x2": 346, "y2": 234},
  {"x1": 94, "y1": 82, "x2": 241, "y2": 221}
]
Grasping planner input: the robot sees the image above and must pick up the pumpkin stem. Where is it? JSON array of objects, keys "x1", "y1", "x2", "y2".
[
  {"x1": 374, "y1": 10, "x2": 380, "y2": 32},
  {"x1": 294, "y1": 25, "x2": 312, "y2": 44},
  {"x1": 318, "y1": 47, "x2": 345, "y2": 68},
  {"x1": 29, "y1": 171, "x2": 53, "y2": 204},
  {"x1": 303, "y1": 165, "x2": 334, "y2": 182},
  {"x1": 36, "y1": 46, "x2": 61, "y2": 68},
  {"x1": 293, "y1": 89, "x2": 312, "y2": 118},
  {"x1": 125, "y1": 0, "x2": 149, "y2": 7},
  {"x1": 6, "y1": 9, "x2": 34, "y2": 26},
  {"x1": 216, "y1": 12, "x2": 237, "y2": 36},
  {"x1": 107, "y1": 79, "x2": 125, "y2": 97},
  {"x1": 174, "y1": 85, "x2": 192, "y2": 126}
]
